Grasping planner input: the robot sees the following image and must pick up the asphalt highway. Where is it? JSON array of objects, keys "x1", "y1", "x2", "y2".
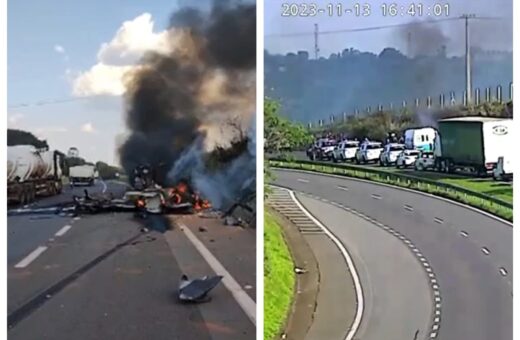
[
  {"x1": 7, "y1": 180, "x2": 256, "y2": 340},
  {"x1": 274, "y1": 169, "x2": 512, "y2": 340}
]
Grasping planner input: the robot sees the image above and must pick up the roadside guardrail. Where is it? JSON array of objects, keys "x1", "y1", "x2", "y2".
[{"x1": 269, "y1": 158, "x2": 513, "y2": 222}]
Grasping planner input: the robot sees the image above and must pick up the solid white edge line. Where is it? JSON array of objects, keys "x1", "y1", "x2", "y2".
[
  {"x1": 287, "y1": 189, "x2": 364, "y2": 340},
  {"x1": 55, "y1": 225, "x2": 72, "y2": 237},
  {"x1": 101, "y1": 180, "x2": 107, "y2": 193},
  {"x1": 14, "y1": 246, "x2": 48, "y2": 268},
  {"x1": 275, "y1": 168, "x2": 513, "y2": 226},
  {"x1": 179, "y1": 222, "x2": 256, "y2": 325}
]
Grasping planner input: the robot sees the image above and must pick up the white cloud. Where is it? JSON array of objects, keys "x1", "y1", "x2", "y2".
[
  {"x1": 54, "y1": 45, "x2": 65, "y2": 54},
  {"x1": 80, "y1": 122, "x2": 96, "y2": 133},
  {"x1": 73, "y1": 13, "x2": 169, "y2": 97},
  {"x1": 8, "y1": 113, "x2": 24, "y2": 127}
]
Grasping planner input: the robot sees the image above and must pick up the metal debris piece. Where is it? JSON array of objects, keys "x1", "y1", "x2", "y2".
[
  {"x1": 178, "y1": 274, "x2": 223, "y2": 303},
  {"x1": 224, "y1": 216, "x2": 242, "y2": 226}
]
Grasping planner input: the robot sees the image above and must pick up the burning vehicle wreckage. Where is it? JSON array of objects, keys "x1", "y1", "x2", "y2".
[{"x1": 8, "y1": 172, "x2": 254, "y2": 303}]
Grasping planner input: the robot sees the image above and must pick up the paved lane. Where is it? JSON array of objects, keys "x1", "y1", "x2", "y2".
[
  {"x1": 274, "y1": 169, "x2": 512, "y2": 340},
  {"x1": 8, "y1": 181, "x2": 256, "y2": 340}
]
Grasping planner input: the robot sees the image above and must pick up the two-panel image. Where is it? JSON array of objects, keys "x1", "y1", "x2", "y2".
[{"x1": 5, "y1": 0, "x2": 513, "y2": 339}]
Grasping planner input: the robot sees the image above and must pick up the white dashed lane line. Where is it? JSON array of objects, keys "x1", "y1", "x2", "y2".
[
  {"x1": 403, "y1": 205, "x2": 414, "y2": 212},
  {"x1": 14, "y1": 246, "x2": 48, "y2": 269},
  {"x1": 337, "y1": 185, "x2": 349, "y2": 191},
  {"x1": 481, "y1": 247, "x2": 490, "y2": 255},
  {"x1": 297, "y1": 178, "x2": 309, "y2": 183},
  {"x1": 434, "y1": 217, "x2": 444, "y2": 224},
  {"x1": 459, "y1": 231, "x2": 469, "y2": 237},
  {"x1": 499, "y1": 267, "x2": 508, "y2": 276},
  {"x1": 55, "y1": 225, "x2": 72, "y2": 237},
  {"x1": 371, "y1": 194, "x2": 382, "y2": 200}
]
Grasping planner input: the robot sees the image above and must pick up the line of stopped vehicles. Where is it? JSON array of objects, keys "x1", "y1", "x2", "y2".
[{"x1": 306, "y1": 116, "x2": 513, "y2": 181}]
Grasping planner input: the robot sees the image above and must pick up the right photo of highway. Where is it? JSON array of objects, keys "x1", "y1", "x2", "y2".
[{"x1": 264, "y1": 1, "x2": 512, "y2": 340}]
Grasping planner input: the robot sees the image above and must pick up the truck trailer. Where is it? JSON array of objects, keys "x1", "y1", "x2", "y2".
[
  {"x1": 433, "y1": 117, "x2": 513, "y2": 176},
  {"x1": 7, "y1": 145, "x2": 63, "y2": 204}
]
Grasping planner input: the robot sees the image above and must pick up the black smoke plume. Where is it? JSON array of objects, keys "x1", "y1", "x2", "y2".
[{"x1": 119, "y1": 0, "x2": 256, "y2": 209}]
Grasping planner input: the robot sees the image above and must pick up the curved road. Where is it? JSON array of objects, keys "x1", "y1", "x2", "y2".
[{"x1": 274, "y1": 169, "x2": 512, "y2": 340}]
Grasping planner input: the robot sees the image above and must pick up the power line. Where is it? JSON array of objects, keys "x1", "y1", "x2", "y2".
[
  {"x1": 8, "y1": 96, "x2": 94, "y2": 109},
  {"x1": 265, "y1": 16, "x2": 500, "y2": 38}
]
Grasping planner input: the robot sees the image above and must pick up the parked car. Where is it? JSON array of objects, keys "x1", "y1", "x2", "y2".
[
  {"x1": 332, "y1": 140, "x2": 359, "y2": 162},
  {"x1": 355, "y1": 141, "x2": 383, "y2": 164},
  {"x1": 396, "y1": 149, "x2": 420, "y2": 168},
  {"x1": 414, "y1": 151, "x2": 436, "y2": 171},
  {"x1": 379, "y1": 143, "x2": 405, "y2": 166}
]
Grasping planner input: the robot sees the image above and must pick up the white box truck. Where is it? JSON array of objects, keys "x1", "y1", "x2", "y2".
[{"x1": 69, "y1": 165, "x2": 96, "y2": 186}]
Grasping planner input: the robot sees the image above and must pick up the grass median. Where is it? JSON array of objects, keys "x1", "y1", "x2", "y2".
[{"x1": 264, "y1": 210, "x2": 295, "y2": 340}]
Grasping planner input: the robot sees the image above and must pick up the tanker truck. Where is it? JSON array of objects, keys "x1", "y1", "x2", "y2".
[{"x1": 7, "y1": 145, "x2": 64, "y2": 204}]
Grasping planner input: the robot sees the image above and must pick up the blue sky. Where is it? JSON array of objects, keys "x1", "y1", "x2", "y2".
[
  {"x1": 265, "y1": 0, "x2": 512, "y2": 57},
  {"x1": 8, "y1": 0, "x2": 204, "y2": 165}
]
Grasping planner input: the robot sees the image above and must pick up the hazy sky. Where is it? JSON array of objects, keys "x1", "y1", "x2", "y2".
[
  {"x1": 8, "y1": 0, "x2": 205, "y2": 165},
  {"x1": 265, "y1": 0, "x2": 513, "y2": 57}
]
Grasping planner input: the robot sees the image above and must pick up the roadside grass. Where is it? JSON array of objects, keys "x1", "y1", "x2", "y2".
[
  {"x1": 380, "y1": 167, "x2": 512, "y2": 203},
  {"x1": 270, "y1": 160, "x2": 513, "y2": 222},
  {"x1": 440, "y1": 178, "x2": 512, "y2": 203},
  {"x1": 264, "y1": 210, "x2": 295, "y2": 340}
]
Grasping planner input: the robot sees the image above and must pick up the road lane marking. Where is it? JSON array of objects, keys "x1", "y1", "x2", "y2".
[
  {"x1": 499, "y1": 267, "x2": 508, "y2": 276},
  {"x1": 404, "y1": 205, "x2": 414, "y2": 212},
  {"x1": 297, "y1": 178, "x2": 309, "y2": 183},
  {"x1": 292, "y1": 186, "x2": 444, "y2": 339},
  {"x1": 434, "y1": 217, "x2": 444, "y2": 224},
  {"x1": 177, "y1": 223, "x2": 256, "y2": 325},
  {"x1": 371, "y1": 194, "x2": 382, "y2": 200},
  {"x1": 288, "y1": 190, "x2": 363, "y2": 340},
  {"x1": 101, "y1": 180, "x2": 107, "y2": 193},
  {"x1": 459, "y1": 231, "x2": 468, "y2": 237},
  {"x1": 55, "y1": 225, "x2": 72, "y2": 237},
  {"x1": 275, "y1": 168, "x2": 513, "y2": 226},
  {"x1": 14, "y1": 246, "x2": 48, "y2": 268},
  {"x1": 337, "y1": 185, "x2": 349, "y2": 191},
  {"x1": 481, "y1": 247, "x2": 490, "y2": 255}
]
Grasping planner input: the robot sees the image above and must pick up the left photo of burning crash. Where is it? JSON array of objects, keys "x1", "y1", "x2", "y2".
[{"x1": 6, "y1": 1, "x2": 256, "y2": 339}]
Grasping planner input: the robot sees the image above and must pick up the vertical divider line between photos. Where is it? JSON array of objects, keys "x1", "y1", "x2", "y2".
[
  {"x1": 513, "y1": 3, "x2": 519, "y2": 337},
  {"x1": 256, "y1": 0, "x2": 265, "y2": 339},
  {"x1": 1, "y1": 0, "x2": 8, "y2": 336}
]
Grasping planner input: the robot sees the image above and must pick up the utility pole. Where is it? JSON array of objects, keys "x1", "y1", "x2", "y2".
[
  {"x1": 462, "y1": 14, "x2": 476, "y2": 105},
  {"x1": 314, "y1": 23, "x2": 320, "y2": 59}
]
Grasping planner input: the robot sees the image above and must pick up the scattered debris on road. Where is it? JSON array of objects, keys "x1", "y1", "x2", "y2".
[
  {"x1": 294, "y1": 267, "x2": 308, "y2": 274},
  {"x1": 178, "y1": 274, "x2": 223, "y2": 303}
]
